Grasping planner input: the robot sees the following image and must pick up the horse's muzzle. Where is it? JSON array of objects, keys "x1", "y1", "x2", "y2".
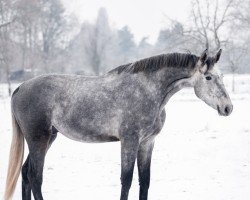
[{"x1": 217, "y1": 104, "x2": 233, "y2": 116}]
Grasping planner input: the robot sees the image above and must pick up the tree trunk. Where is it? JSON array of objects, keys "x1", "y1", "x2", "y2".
[
  {"x1": 7, "y1": 78, "x2": 11, "y2": 96},
  {"x1": 232, "y1": 72, "x2": 235, "y2": 93},
  {"x1": 5, "y1": 63, "x2": 11, "y2": 96}
]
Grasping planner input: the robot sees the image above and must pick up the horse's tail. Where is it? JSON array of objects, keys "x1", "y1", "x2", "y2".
[{"x1": 4, "y1": 111, "x2": 24, "y2": 200}]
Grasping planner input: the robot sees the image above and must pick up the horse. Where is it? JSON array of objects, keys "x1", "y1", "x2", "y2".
[{"x1": 4, "y1": 49, "x2": 233, "y2": 200}]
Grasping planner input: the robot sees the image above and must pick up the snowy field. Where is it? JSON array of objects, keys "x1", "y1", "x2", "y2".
[{"x1": 0, "y1": 74, "x2": 250, "y2": 200}]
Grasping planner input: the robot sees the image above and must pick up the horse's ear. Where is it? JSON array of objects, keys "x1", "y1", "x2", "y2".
[
  {"x1": 198, "y1": 49, "x2": 208, "y2": 73},
  {"x1": 199, "y1": 49, "x2": 208, "y2": 64},
  {"x1": 214, "y1": 49, "x2": 222, "y2": 63}
]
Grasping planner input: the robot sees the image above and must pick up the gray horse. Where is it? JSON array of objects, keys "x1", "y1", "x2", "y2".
[{"x1": 4, "y1": 49, "x2": 233, "y2": 200}]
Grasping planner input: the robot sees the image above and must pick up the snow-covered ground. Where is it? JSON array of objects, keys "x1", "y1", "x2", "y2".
[{"x1": 0, "y1": 74, "x2": 250, "y2": 200}]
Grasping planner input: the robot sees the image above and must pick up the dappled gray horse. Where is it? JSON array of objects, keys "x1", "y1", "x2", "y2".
[{"x1": 4, "y1": 49, "x2": 233, "y2": 200}]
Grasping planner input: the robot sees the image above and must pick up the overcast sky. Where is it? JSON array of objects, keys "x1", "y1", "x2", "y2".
[{"x1": 61, "y1": 0, "x2": 192, "y2": 43}]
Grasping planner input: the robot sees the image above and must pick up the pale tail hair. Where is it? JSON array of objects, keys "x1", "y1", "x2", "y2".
[{"x1": 4, "y1": 113, "x2": 24, "y2": 200}]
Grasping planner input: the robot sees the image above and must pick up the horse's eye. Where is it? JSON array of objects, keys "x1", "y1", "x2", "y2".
[{"x1": 206, "y1": 76, "x2": 212, "y2": 80}]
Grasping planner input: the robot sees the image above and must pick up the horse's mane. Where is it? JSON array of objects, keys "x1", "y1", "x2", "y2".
[{"x1": 108, "y1": 53, "x2": 199, "y2": 74}]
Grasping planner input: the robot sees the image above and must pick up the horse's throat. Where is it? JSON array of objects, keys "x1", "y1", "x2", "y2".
[{"x1": 159, "y1": 76, "x2": 192, "y2": 111}]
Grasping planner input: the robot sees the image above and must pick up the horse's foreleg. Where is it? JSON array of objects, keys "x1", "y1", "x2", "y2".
[
  {"x1": 137, "y1": 139, "x2": 155, "y2": 200},
  {"x1": 120, "y1": 136, "x2": 139, "y2": 200}
]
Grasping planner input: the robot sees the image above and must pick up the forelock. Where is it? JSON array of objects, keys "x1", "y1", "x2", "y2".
[{"x1": 205, "y1": 57, "x2": 215, "y2": 72}]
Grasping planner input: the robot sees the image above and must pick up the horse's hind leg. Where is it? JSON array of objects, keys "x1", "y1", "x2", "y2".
[
  {"x1": 22, "y1": 128, "x2": 57, "y2": 200},
  {"x1": 22, "y1": 155, "x2": 31, "y2": 200},
  {"x1": 28, "y1": 140, "x2": 47, "y2": 200}
]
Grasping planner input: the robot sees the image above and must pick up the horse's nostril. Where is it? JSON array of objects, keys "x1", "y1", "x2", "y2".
[{"x1": 224, "y1": 106, "x2": 230, "y2": 115}]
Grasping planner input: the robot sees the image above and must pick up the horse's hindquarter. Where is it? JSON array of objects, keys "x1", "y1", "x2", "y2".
[{"x1": 11, "y1": 75, "x2": 74, "y2": 136}]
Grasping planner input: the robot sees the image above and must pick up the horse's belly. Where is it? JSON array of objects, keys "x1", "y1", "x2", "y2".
[
  {"x1": 62, "y1": 131, "x2": 120, "y2": 143},
  {"x1": 52, "y1": 121, "x2": 120, "y2": 143}
]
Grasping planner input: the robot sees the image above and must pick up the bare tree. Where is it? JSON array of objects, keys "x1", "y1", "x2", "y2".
[
  {"x1": 117, "y1": 26, "x2": 136, "y2": 63},
  {"x1": 231, "y1": 0, "x2": 250, "y2": 30},
  {"x1": 189, "y1": 0, "x2": 235, "y2": 53},
  {"x1": 0, "y1": 0, "x2": 16, "y2": 96},
  {"x1": 155, "y1": 20, "x2": 194, "y2": 53},
  {"x1": 225, "y1": 43, "x2": 247, "y2": 92},
  {"x1": 69, "y1": 8, "x2": 114, "y2": 75},
  {"x1": 14, "y1": 0, "x2": 41, "y2": 74},
  {"x1": 13, "y1": 0, "x2": 71, "y2": 74}
]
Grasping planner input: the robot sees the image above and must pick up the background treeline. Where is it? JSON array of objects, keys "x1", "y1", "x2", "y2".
[{"x1": 0, "y1": 0, "x2": 249, "y2": 93}]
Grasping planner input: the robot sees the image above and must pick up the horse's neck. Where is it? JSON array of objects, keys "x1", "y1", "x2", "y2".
[
  {"x1": 107, "y1": 67, "x2": 194, "y2": 111},
  {"x1": 139, "y1": 67, "x2": 194, "y2": 111}
]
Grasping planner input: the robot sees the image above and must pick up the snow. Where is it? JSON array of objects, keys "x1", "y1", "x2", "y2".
[{"x1": 0, "y1": 74, "x2": 250, "y2": 200}]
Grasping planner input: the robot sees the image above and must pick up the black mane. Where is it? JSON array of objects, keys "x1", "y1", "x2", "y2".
[{"x1": 109, "y1": 53, "x2": 199, "y2": 74}]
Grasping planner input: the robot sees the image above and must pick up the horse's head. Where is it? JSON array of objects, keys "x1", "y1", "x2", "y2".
[{"x1": 193, "y1": 49, "x2": 233, "y2": 116}]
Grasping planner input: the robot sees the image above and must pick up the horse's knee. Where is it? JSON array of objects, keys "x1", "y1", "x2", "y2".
[{"x1": 121, "y1": 170, "x2": 133, "y2": 188}]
